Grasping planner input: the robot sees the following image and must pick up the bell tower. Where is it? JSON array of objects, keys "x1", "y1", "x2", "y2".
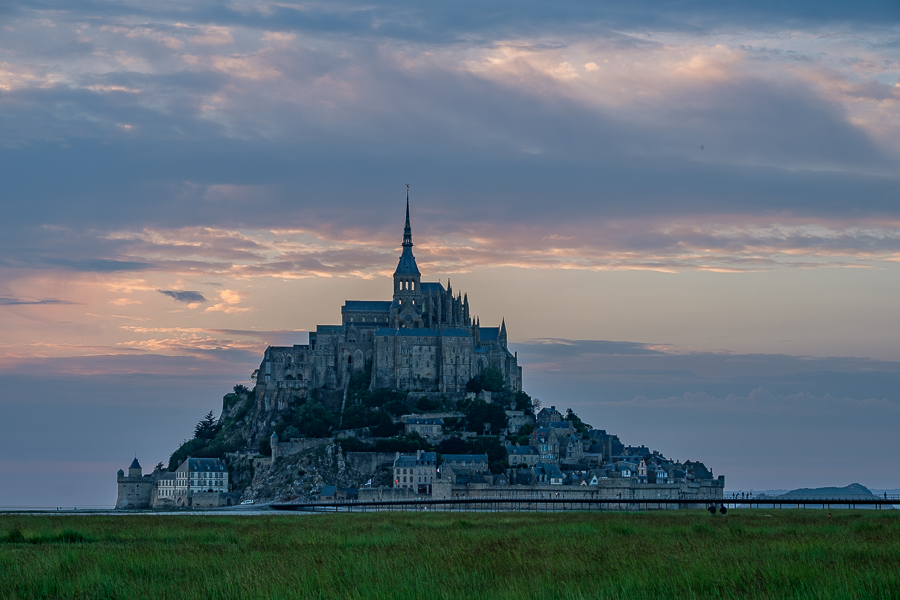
[{"x1": 391, "y1": 187, "x2": 424, "y2": 328}]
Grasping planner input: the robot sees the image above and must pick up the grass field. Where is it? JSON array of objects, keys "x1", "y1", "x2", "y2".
[{"x1": 1, "y1": 510, "x2": 898, "y2": 599}]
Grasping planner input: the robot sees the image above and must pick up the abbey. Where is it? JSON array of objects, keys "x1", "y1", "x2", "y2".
[{"x1": 256, "y1": 199, "x2": 522, "y2": 398}]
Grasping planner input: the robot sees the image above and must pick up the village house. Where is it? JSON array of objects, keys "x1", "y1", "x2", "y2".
[{"x1": 392, "y1": 450, "x2": 438, "y2": 494}]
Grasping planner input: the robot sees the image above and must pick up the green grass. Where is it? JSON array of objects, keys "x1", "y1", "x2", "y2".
[{"x1": 1, "y1": 510, "x2": 898, "y2": 599}]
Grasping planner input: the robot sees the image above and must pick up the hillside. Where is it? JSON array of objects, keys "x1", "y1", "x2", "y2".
[
  {"x1": 780, "y1": 483, "x2": 874, "y2": 498},
  {"x1": 166, "y1": 366, "x2": 540, "y2": 500}
]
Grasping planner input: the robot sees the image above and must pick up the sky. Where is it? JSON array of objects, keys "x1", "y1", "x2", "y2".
[{"x1": 1, "y1": 0, "x2": 899, "y2": 506}]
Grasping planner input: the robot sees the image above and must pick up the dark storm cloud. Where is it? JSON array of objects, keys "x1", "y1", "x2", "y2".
[{"x1": 158, "y1": 290, "x2": 207, "y2": 303}]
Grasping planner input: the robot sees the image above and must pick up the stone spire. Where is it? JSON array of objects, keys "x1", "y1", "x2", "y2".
[
  {"x1": 402, "y1": 185, "x2": 413, "y2": 248},
  {"x1": 394, "y1": 188, "x2": 420, "y2": 277}
]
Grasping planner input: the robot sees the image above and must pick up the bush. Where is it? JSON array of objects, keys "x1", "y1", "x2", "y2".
[
  {"x1": 374, "y1": 435, "x2": 431, "y2": 453},
  {"x1": 339, "y1": 438, "x2": 375, "y2": 453},
  {"x1": 6, "y1": 529, "x2": 24, "y2": 543},
  {"x1": 363, "y1": 388, "x2": 407, "y2": 409},
  {"x1": 382, "y1": 400, "x2": 408, "y2": 417}
]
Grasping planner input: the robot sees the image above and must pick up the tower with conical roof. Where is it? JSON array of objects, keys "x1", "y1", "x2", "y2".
[{"x1": 390, "y1": 188, "x2": 424, "y2": 328}]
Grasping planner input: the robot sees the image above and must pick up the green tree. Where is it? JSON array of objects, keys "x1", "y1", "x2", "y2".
[
  {"x1": 464, "y1": 399, "x2": 508, "y2": 435},
  {"x1": 372, "y1": 412, "x2": 401, "y2": 437},
  {"x1": 480, "y1": 368, "x2": 506, "y2": 393},
  {"x1": 258, "y1": 437, "x2": 272, "y2": 457},
  {"x1": 438, "y1": 436, "x2": 467, "y2": 455},
  {"x1": 565, "y1": 408, "x2": 591, "y2": 435},
  {"x1": 382, "y1": 400, "x2": 408, "y2": 417},
  {"x1": 465, "y1": 368, "x2": 506, "y2": 394},
  {"x1": 414, "y1": 396, "x2": 440, "y2": 412},
  {"x1": 468, "y1": 436, "x2": 508, "y2": 466},
  {"x1": 168, "y1": 437, "x2": 207, "y2": 471},
  {"x1": 294, "y1": 400, "x2": 337, "y2": 438},
  {"x1": 363, "y1": 388, "x2": 407, "y2": 409},
  {"x1": 513, "y1": 391, "x2": 534, "y2": 414},
  {"x1": 194, "y1": 411, "x2": 219, "y2": 440}
]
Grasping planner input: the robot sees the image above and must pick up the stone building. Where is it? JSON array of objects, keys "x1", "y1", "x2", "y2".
[
  {"x1": 505, "y1": 444, "x2": 541, "y2": 467},
  {"x1": 440, "y1": 454, "x2": 489, "y2": 473},
  {"x1": 115, "y1": 457, "x2": 232, "y2": 509},
  {"x1": 173, "y1": 457, "x2": 229, "y2": 506},
  {"x1": 255, "y1": 198, "x2": 522, "y2": 407},
  {"x1": 393, "y1": 450, "x2": 438, "y2": 494},
  {"x1": 404, "y1": 417, "x2": 445, "y2": 441},
  {"x1": 115, "y1": 458, "x2": 154, "y2": 509}
]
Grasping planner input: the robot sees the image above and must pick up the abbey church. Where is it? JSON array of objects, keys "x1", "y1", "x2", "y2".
[{"x1": 256, "y1": 199, "x2": 522, "y2": 401}]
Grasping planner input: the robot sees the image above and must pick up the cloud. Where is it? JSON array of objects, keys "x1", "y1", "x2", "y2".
[
  {"x1": 0, "y1": 296, "x2": 75, "y2": 306},
  {"x1": 204, "y1": 289, "x2": 252, "y2": 313},
  {"x1": 191, "y1": 26, "x2": 234, "y2": 46},
  {"x1": 158, "y1": 289, "x2": 207, "y2": 303}
]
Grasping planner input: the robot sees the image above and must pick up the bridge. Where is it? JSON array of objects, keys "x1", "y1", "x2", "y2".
[{"x1": 270, "y1": 495, "x2": 900, "y2": 513}]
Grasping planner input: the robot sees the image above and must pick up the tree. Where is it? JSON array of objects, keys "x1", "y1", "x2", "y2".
[
  {"x1": 438, "y1": 436, "x2": 467, "y2": 455},
  {"x1": 294, "y1": 400, "x2": 337, "y2": 438},
  {"x1": 258, "y1": 437, "x2": 272, "y2": 457},
  {"x1": 513, "y1": 391, "x2": 534, "y2": 414},
  {"x1": 468, "y1": 436, "x2": 507, "y2": 465},
  {"x1": 464, "y1": 399, "x2": 508, "y2": 435},
  {"x1": 480, "y1": 368, "x2": 506, "y2": 393},
  {"x1": 382, "y1": 400, "x2": 408, "y2": 417},
  {"x1": 565, "y1": 408, "x2": 591, "y2": 435},
  {"x1": 414, "y1": 396, "x2": 440, "y2": 412},
  {"x1": 465, "y1": 368, "x2": 506, "y2": 394},
  {"x1": 372, "y1": 412, "x2": 401, "y2": 437},
  {"x1": 194, "y1": 411, "x2": 219, "y2": 440}
]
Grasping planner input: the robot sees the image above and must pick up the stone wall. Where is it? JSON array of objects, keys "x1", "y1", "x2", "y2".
[
  {"x1": 190, "y1": 491, "x2": 242, "y2": 509},
  {"x1": 344, "y1": 452, "x2": 397, "y2": 478},
  {"x1": 359, "y1": 486, "x2": 418, "y2": 502},
  {"x1": 426, "y1": 477, "x2": 724, "y2": 507},
  {"x1": 273, "y1": 437, "x2": 334, "y2": 461},
  {"x1": 116, "y1": 475, "x2": 154, "y2": 509}
]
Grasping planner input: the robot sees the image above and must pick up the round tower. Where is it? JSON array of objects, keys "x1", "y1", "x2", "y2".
[{"x1": 270, "y1": 431, "x2": 279, "y2": 463}]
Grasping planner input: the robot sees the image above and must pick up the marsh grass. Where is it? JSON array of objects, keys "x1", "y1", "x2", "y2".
[{"x1": 1, "y1": 510, "x2": 898, "y2": 599}]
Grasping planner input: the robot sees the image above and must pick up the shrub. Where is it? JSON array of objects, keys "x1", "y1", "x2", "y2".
[
  {"x1": 339, "y1": 438, "x2": 375, "y2": 453},
  {"x1": 6, "y1": 529, "x2": 24, "y2": 543}
]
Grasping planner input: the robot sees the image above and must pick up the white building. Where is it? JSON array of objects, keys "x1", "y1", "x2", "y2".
[{"x1": 173, "y1": 457, "x2": 229, "y2": 500}]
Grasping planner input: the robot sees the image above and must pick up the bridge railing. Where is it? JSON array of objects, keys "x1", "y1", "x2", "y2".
[{"x1": 270, "y1": 495, "x2": 900, "y2": 512}]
